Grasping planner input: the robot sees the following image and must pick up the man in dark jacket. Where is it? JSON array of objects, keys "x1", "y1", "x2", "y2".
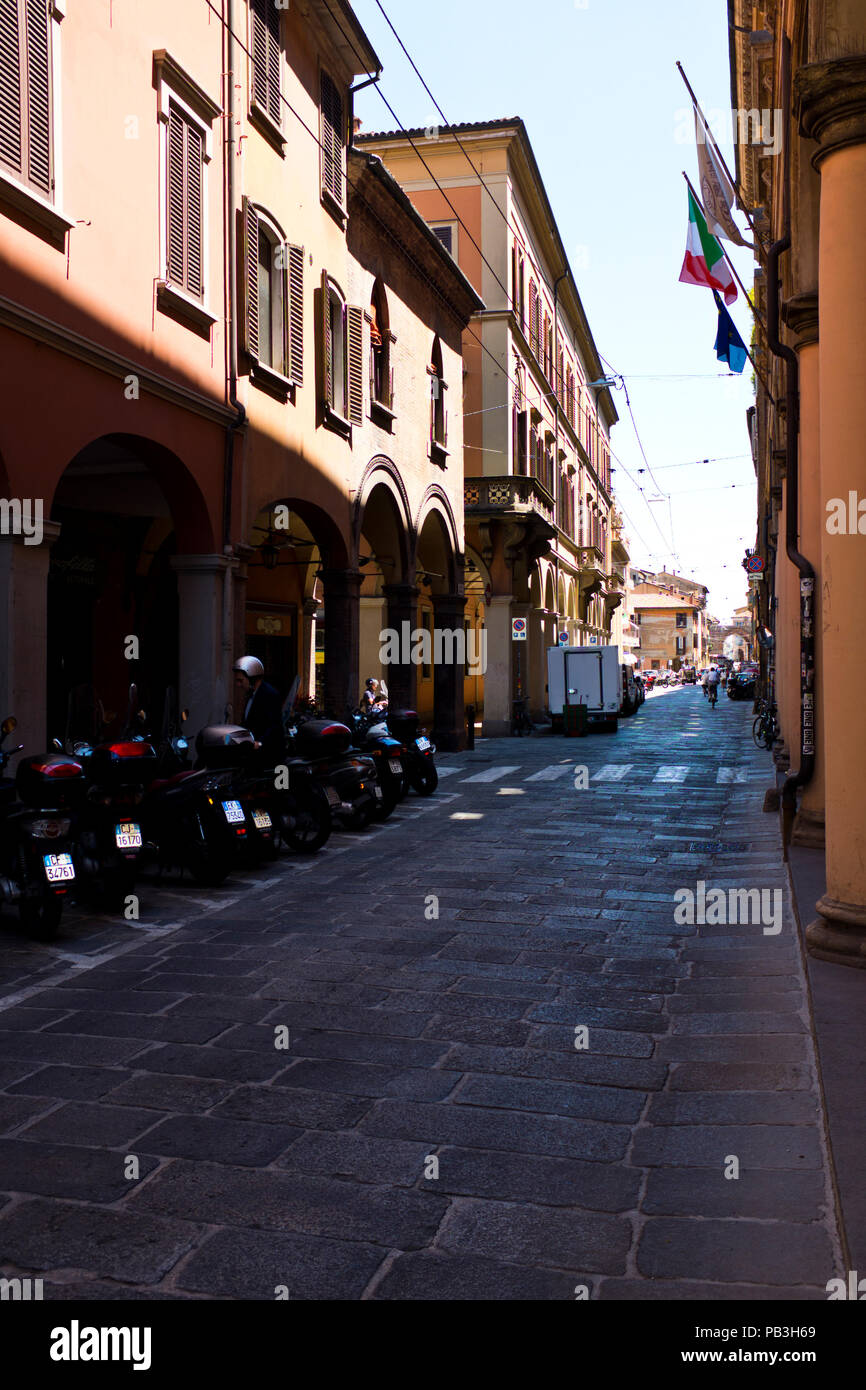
[{"x1": 233, "y1": 657, "x2": 284, "y2": 764}]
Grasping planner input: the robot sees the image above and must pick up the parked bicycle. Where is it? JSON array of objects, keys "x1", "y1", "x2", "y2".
[{"x1": 753, "y1": 700, "x2": 780, "y2": 750}]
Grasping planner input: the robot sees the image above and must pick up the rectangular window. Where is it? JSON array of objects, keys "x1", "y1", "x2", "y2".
[
  {"x1": 320, "y1": 71, "x2": 344, "y2": 208},
  {"x1": 167, "y1": 103, "x2": 204, "y2": 299},
  {"x1": 0, "y1": 0, "x2": 53, "y2": 197},
  {"x1": 430, "y1": 223, "x2": 457, "y2": 256},
  {"x1": 250, "y1": 0, "x2": 281, "y2": 128}
]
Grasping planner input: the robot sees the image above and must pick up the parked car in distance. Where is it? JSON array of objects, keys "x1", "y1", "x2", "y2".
[{"x1": 727, "y1": 669, "x2": 758, "y2": 701}]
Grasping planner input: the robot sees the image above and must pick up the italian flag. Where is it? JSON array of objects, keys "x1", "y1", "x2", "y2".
[{"x1": 679, "y1": 189, "x2": 737, "y2": 305}]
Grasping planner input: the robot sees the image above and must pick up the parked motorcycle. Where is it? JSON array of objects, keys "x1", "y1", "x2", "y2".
[
  {"x1": 0, "y1": 716, "x2": 86, "y2": 939},
  {"x1": 348, "y1": 710, "x2": 407, "y2": 816},
  {"x1": 67, "y1": 685, "x2": 158, "y2": 911},
  {"x1": 386, "y1": 709, "x2": 438, "y2": 797},
  {"x1": 285, "y1": 717, "x2": 383, "y2": 831}
]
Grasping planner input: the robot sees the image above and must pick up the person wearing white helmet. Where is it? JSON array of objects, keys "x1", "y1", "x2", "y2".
[{"x1": 233, "y1": 656, "x2": 284, "y2": 762}]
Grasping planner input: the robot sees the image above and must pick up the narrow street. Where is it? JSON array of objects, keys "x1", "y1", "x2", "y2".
[{"x1": 0, "y1": 689, "x2": 841, "y2": 1300}]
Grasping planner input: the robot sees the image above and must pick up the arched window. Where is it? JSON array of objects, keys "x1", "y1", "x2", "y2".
[
  {"x1": 370, "y1": 280, "x2": 393, "y2": 409},
  {"x1": 430, "y1": 336, "x2": 447, "y2": 451}
]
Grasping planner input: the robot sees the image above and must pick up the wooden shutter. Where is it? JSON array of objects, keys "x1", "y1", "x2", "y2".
[
  {"x1": 243, "y1": 197, "x2": 259, "y2": 359},
  {"x1": 167, "y1": 106, "x2": 186, "y2": 286},
  {"x1": 528, "y1": 280, "x2": 537, "y2": 355},
  {"x1": 24, "y1": 0, "x2": 49, "y2": 193},
  {"x1": 320, "y1": 269, "x2": 332, "y2": 407},
  {"x1": 321, "y1": 72, "x2": 343, "y2": 205},
  {"x1": 346, "y1": 304, "x2": 364, "y2": 425},
  {"x1": 167, "y1": 107, "x2": 204, "y2": 299},
  {"x1": 288, "y1": 243, "x2": 304, "y2": 385},
  {"x1": 251, "y1": 0, "x2": 281, "y2": 126},
  {"x1": 0, "y1": 0, "x2": 22, "y2": 178}
]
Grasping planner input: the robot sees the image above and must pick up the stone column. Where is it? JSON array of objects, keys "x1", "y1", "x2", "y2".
[
  {"x1": 383, "y1": 584, "x2": 420, "y2": 712},
  {"x1": 483, "y1": 594, "x2": 514, "y2": 737},
  {"x1": 171, "y1": 554, "x2": 233, "y2": 735},
  {"x1": 0, "y1": 521, "x2": 61, "y2": 751},
  {"x1": 431, "y1": 594, "x2": 467, "y2": 751},
  {"x1": 320, "y1": 568, "x2": 362, "y2": 721},
  {"x1": 798, "y1": 57, "x2": 866, "y2": 963},
  {"x1": 528, "y1": 605, "x2": 548, "y2": 718}
]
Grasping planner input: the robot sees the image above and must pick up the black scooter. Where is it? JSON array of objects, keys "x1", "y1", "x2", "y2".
[
  {"x1": 387, "y1": 709, "x2": 438, "y2": 796},
  {"x1": 0, "y1": 716, "x2": 86, "y2": 939},
  {"x1": 349, "y1": 711, "x2": 407, "y2": 816},
  {"x1": 68, "y1": 685, "x2": 158, "y2": 911},
  {"x1": 285, "y1": 716, "x2": 383, "y2": 831}
]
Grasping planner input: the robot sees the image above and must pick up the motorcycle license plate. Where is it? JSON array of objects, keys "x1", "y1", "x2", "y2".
[
  {"x1": 323, "y1": 786, "x2": 341, "y2": 808},
  {"x1": 416, "y1": 737, "x2": 431, "y2": 752},
  {"x1": 252, "y1": 810, "x2": 273, "y2": 830},
  {"x1": 115, "y1": 821, "x2": 142, "y2": 850},
  {"x1": 373, "y1": 786, "x2": 383, "y2": 800},
  {"x1": 388, "y1": 759, "x2": 403, "y2": 776},
  {"x1": 222, "y1": 801, "x2": 245, "y2": 825},
  {"x1": 43, "y1": 852, "x2": 75, "y2": 883}
]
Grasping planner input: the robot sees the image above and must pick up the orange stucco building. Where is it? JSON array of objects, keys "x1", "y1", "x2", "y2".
[{"x1": 0, "y1": 0, "x2": 479, "y2": 752}]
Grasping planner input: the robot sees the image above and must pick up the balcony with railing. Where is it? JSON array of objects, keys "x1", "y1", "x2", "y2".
[{"x1": 464, "y1": 475, "x2": 555, "y2": 528}]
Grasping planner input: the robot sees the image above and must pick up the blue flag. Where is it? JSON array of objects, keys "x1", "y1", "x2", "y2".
[{"x1": 713, "y1": 290, "x2": 748, "y2": 374}]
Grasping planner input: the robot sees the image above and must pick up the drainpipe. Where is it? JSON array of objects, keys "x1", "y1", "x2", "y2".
[
  {"x1": 766, "y1": 34, "x2": 816, "y2": 852},
  {"x1": 223, "y1": 0, "x2": 246, "y2": 696}
]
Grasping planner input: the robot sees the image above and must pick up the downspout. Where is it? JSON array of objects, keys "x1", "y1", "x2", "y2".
[
  {"x1": 223, "y1": 0, "x2": 246, "y2": 707},
  {"x1": 766, "y1": 33, "x2": 816, "y2": 851}
]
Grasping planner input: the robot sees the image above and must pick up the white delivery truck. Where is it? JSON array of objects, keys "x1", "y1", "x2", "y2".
[{"x1": 547, "y1": 645, "x2": 622, "y2": 733}]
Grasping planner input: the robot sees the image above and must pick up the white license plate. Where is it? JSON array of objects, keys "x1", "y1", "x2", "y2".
[
  {"x1": 388, "y1": 759, "x2": 403, "y2": 776},
  {"x1": 115, "y1": 822, "x2": 142, "y2": 850},
  {"x1": 373, "y1": 786, "x2": 383, "y2": 800},
  {"x1": 324, "y1": 786, "x2": 341, "y2": 808},
  {"x1": 44, "y1": 852, "x2": 75, "y2": 883},
  {"x1": 222, "y1": 800, "x2": 245, "y2": 825},
  {"x1": 252, "y1": 810, "x2": 273, "y2": 830},
  {"x1": 416, "y1": 737, "x2": 431, "y2": 752}
]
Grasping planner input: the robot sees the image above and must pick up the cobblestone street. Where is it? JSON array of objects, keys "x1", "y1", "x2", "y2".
[{"x1": 0, "y1": 689, "x2": 843, "y2": 1300}]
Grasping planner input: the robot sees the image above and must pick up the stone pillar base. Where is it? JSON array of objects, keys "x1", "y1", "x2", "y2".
[
  {"x1": 806, "y1": 894, "x2": 866, "y2": 968},
  {"x1": 792, "y1": 807, "x2": 826, "y2": 850}
]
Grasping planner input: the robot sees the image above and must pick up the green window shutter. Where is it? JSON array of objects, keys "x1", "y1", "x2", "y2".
[
  {"x1": 0, "y1": 0, "x2": 22, "y2": 177},
  {"x1": 24, "y1": 0, "x2": 50, "y2": 194},
  {"x1": 167, "y1": 106, "x2": 186, "y2": 286},
  {"x1": 288, "y1": 242, "x2": 304, "y2": 385},
  {"x1": 346, "y1": 304, "x2": 364, "y2": 425},
  {"x1": 320, "y1": 269, "x2": 332, "y2": 406},
  {"x1": 243, "y1": 197, "x2": 259, "y2": 359}
]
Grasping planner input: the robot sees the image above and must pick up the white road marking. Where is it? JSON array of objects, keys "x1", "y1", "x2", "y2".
[
  {"x1": 525, "y1": 765, "x2": 576, "y2": 782},
  {"x1": 592, "y1": 765, "x2": 634, "y2": 783},
  {"x1": 461, "y1": 766, "x2": 521, "y2": 784},
  {"x1": 717, "y1": 767, "x2": 762, "y2": 783},
  {"x1": 654, "y1": 765, "x2": 691, "y2": 783},
  {"x1": 434, "y1": 766, "x2": 461, "y2": 779}
]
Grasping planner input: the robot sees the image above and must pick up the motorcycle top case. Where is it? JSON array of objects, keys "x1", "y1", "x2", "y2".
[
  {"x1": 16, "y1": 755, "x2": 87, "y2": 808},
  {"x1": 388, "y1": 710, "x2": 420, "y2": 743},
  {"x1": 195, "y1": 725, "x2": 258, "y2": 769},
  {"x1": 88, "y1": 741, "x2": 159, "y2": 787},
  {"x1": 294, "y1": 721, "x2": 352, "y2": 760}
]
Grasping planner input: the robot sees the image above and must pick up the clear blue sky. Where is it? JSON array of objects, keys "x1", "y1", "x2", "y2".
[{"x1": 352, "y1": 0, "x2": 757, "y2": 620}]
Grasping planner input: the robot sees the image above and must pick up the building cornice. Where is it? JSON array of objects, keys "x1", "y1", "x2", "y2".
[{"x1": 0, "y1": 294, "x2": 235, "y2": 427}]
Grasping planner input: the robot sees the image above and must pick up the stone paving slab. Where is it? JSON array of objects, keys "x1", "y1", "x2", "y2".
[{"x1": 0, "y1": 693, "x2": 844, "y2": 1300}]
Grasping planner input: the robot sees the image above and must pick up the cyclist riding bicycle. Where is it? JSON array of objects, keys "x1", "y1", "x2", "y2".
[{"x1": 707, "y1": 667, "x2": 720, "y2": 707}]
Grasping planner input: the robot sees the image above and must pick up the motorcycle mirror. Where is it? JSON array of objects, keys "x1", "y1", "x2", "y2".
[{"x1": 1, "y1": 716, "x2": 17, "y2": 736}]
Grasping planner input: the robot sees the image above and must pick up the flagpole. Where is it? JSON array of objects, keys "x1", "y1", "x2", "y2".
[
  {"x1": 682, "y1": 173, "x2": 766, "y2": 331},
  {"x1": 680, "y1": 177, "x2": 775, "y2": 401},
  {"x1": 676, "y1": 60, "x2": 762, "y2": 246}
]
